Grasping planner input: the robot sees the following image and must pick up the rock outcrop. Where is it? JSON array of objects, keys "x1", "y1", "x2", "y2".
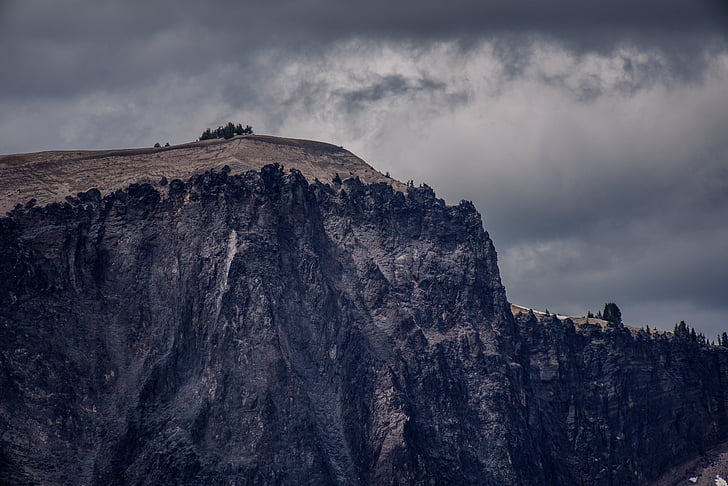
[
  {"x1": 517, "y1": 312, "x2": 728, "y2": 485},
  {"x1": 1, "y1": 139, "x2": 727, "y2": 485},
  {"x1": 1, "y1": 164, "x2": 536, "y2": 485}
]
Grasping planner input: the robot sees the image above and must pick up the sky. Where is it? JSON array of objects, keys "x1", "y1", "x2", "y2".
[{"x1": 1, "y1": 0, "x2": 727, "y2": 337}]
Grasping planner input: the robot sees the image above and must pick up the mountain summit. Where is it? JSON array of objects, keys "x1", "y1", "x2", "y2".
[{"x1": 0, "y1": 135, "x2": 401, "y2": 215}]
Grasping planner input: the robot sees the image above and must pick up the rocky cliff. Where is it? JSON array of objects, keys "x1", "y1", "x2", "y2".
[
  {"x1": 516, "y1": 312, "x2": 728, "y2": 485},
  {"x1": 1, "y1": 137, "x2": 727, "y2": 485}
]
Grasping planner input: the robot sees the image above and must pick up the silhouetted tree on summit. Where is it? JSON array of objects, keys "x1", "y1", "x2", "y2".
[
  {"x1": 674, "y1": 321, "x2": 688, "y2": 338},
  {"x1": 199, "y1": 122, "x2": 253, "y2": 141},
  {"x1": 603, "y1": 302, "x2": 622, "y2": 326},
  {"x1": 672, "y1": 321, "x2": 707, "y2": 345}
]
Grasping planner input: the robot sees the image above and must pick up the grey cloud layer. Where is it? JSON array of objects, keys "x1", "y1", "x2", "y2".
[
  {"x1": 1, "y1": 1, "x2": 727, "y2": 337},
  {"x1": 2, "y1": 0, "x2": 726, "y2": 99}
]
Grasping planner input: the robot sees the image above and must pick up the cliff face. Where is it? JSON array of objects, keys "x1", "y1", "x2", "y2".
[
  {"x1": 0, "y1": 165, "x2": 538, "y2": 485},
  {"x1": 1, "y1": 147, "x2": 728, "y2": 485},
  {"x1": 518, "y1": 313, "x2": 728, "y2": 485}
]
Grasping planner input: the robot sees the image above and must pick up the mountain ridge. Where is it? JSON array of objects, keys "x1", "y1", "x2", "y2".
[
  {"x1": 1, "y1": 138, "x2": 728, "y2": 485},
  {"x1": 0, "y1": 134, "x2": 404, "y2": 215}
]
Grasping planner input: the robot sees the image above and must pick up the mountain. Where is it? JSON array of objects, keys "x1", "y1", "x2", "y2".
[
  {"x1": 0, "y1": 135, "x2": 403, "y2": 215},
  {"x1": 1, "y1": 135, "x2": 727, "y2": 485}
]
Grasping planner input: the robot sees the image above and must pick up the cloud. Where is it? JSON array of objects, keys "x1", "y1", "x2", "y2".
[
  {"x1": 1, "y1": 0, "x2": 725, "y2": 102},
  {"x1": 336, "y1": 74, "x2": 446, "y2": 112},
  {"x1": 0, "y1": 1, "x2": 726, "y2": 337}
]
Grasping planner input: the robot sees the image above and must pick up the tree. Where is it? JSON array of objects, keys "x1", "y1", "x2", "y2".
[
  {"x1": 153, "y1": 142, "x2": 161, "y2": 148},
  {"x1": 674, "y1": 321, "x2": 689, "y2": 338},
  {"x1": 603, "y1": 302, "x2": 622, "y2": 326},
  {"x1": 199, "y1": 123, "x2": 253, "y2": 141},
  {"x1": 222, "y1": 122, "x2": 235, "y2": 139},
  {"x1": 672, "y1": 321, "x2": 707, "y2": 345},
  {"x1": 697, "y1": 331, "x2": 706, "y2": 345},
  {"x1": 721, "y1": 332, "x2": 728, "y2": 347}
]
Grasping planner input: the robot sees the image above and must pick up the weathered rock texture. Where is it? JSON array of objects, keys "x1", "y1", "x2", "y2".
[
  {"x1": 0, "y1": 164, "x2": 537, "y2": 485},
  {"x1": 1, "y1": 138, "x2": 728, "y2": 485},
  {"x1": 516, "y1": 312, "x2": 728, "y2": 486}
]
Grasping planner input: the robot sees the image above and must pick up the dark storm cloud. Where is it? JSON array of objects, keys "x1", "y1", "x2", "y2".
[
  {"x1": 1, "y1": 0, "x2": 726, "y2": 101},
  {"x1": 337, "y1": 75, "x2": 447, "y2": 112},
  {"x1": 536, "y1": 52, "x2": 671, "y2": 100}
]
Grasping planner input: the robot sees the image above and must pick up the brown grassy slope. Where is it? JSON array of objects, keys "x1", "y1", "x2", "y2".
[{"x1": 0, "y1": 135, "x2": 404, "y2": 215}]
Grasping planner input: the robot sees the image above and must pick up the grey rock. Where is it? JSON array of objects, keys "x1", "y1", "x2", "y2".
[
  {"x1": 1, "y1": 162, "x2": 727, "y2": 485},
  {"x1": 517, "y1": 312, "x2": 728, "y2": 485},
  {"x1": 0, "y1": 166, "x2": 534, "y2": 485}
]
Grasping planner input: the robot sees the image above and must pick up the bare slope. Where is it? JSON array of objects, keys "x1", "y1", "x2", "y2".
[{"x1": 0, "y1": 135, "x2": 403, "y2": 215}]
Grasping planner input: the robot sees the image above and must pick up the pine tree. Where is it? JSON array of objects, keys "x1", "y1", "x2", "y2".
[
  {"x1": 673, "y1": 321, "x2": 689, "y2": 339},
  {"x1": 603, "y1": 302, "x2": 622, "y2": 326},
  {"x1": 199, "y1": 123, "x2": 253, "y2": 141}
]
